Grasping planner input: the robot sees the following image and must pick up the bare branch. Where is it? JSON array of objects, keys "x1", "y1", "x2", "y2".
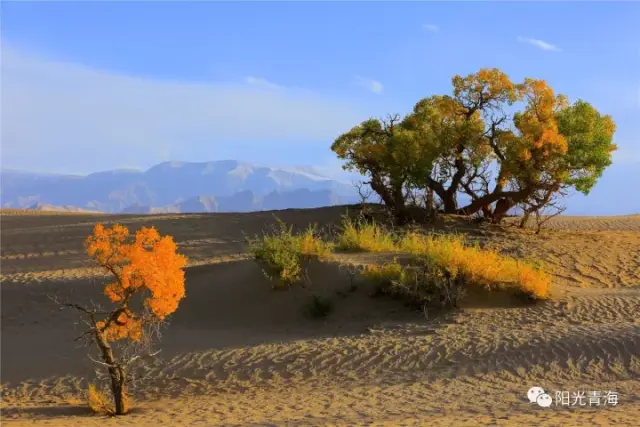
[
  {"x1": 353, "y1": 180, "x2": 373, "y2": 205},
  {"x1": 123, "y1": 350, "x2": 162, "y2": 366},
  {"x1": 74, "y1": 329, "x2": 95, "y2": 342},
  {"x1": 89, "y1": 354, "x2": 117, "y2": 368}
]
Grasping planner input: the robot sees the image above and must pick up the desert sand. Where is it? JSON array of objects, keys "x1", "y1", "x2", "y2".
[{"x1": 1, "y1": 207, "x2": 639, "y2": 426}]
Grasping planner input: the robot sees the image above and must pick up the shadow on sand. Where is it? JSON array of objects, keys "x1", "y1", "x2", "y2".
[
  {"x1": 2, "y1": 404, "x2": 94, "y2": 419},
  {"x1": 1, "y1": 248, "x2": 542, "y2": 385}
]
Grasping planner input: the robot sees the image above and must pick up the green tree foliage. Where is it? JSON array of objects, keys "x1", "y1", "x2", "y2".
[{"x1": 331, "y1": 68, "x2": 617, "y2": 222}]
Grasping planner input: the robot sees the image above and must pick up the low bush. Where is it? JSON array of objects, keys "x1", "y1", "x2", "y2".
[
  {"x1": 360, "y1": 259, "x2": 408, "y2": 292},
  {"x1": 247, "y1": 218, "x2": 332, "y2": 287},
  {"x1": 250, "y1": 218, "x2": 551, "y2": 302},
  {"x1": 335, "y1": 215, "x2": 396, "y2": 252},
  {"x1": 361, "y1": 258, "x2": 466, "y2": 308},
  {"x1": 303, "y1": 294, "x2": 334, "y2": 319},
  {"x1": 398, "y1": 232, "x2": 551, "y2": 299}
]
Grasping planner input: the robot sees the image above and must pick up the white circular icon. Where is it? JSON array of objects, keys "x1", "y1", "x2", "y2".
[
  {"x1": 536, "y1": 393, "x2": 553, "y2": 408},
  {"x1": 527, "y1": 386, "x2": 545, "y2": 403}
]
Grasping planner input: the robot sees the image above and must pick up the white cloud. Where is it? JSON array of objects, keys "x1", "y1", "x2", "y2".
[
  {"x1": 0, "y1": 45, "x2": 371, "y2": 173},
  {"x1": 244, "y1": 76, "x2": 283, "y2": 90},
  {"x1": 353, "y1": 75, "x2": 383, "y2": 94},
  {"x1": 517, "y1": 36, "x2": 561, "y2": 52},
  {"x1": 423, "y1": 24, "x2": 439, "y2": 33}
]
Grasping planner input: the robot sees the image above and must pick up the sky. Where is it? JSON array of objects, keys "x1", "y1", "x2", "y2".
[{"x1": 1, "y1": 1, "x2": 639, "y2": 213}]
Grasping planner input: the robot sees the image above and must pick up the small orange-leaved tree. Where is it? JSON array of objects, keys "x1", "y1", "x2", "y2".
[{"x1": 58, "y1": 224, "x2": 187, "y2": 415}]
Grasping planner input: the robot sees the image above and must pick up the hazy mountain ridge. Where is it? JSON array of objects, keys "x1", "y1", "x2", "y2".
[
  {"x1": 1, "y1": 160, "x2": 359, "y2": 213},
  {"x1": 120, "y1": 188, "x2": 345, "y2": 214},
  {"x1": 25, "y1": 202, "x2": 103, "y2": 213},
  {"x1": 4, "y1": 160, "x2": 635, "y2": 216}
]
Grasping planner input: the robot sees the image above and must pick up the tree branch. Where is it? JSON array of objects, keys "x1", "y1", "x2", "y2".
[
  {"x1": 425, "y1": 175, "x2": 446, "y2": 201},
  {"x1": 456, "y1": 188, "x2": 531, "y2": 216}
]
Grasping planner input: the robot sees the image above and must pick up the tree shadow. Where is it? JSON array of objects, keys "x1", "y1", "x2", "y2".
[
  {"x1": 2, "y1": 404, "x2": 95, "y2": 419},
  {"x1": 3, "y1": 403, "x2": 152, "y2": 420}
]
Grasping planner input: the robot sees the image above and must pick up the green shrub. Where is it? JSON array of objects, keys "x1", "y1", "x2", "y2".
[
  {"x1": 247, "y1": 218, "x2": 332, "y2": 288},
  {"x1": 361, "y1": 258, "x2": 465, "y2": 308}
]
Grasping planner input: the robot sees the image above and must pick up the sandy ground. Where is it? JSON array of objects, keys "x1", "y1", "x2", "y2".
[{"x1": 1, "y1": 207, "x2": 639, "y2": 426}]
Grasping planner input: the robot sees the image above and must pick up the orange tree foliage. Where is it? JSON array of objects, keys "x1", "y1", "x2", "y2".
[
  {"x1": 331, "y1": 68, "x2": 617, "y2": 222},
  {"x1": 86, "y1": 224, "x2": 188, "y2": 342}
]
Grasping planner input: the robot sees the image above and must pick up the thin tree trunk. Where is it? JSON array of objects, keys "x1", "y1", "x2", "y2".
[
  {"x1": 426, "y1": 188, "x2": 434, "y2": 217},
  {"x1": 95, "y1": 329, "x2": 129, "y2": 415},
  {"x1": 519, "y1": 210, "x2": 531, "y2": 228},
  {"x1": 392, "y1": 182, "x2": 406, "y2": 213},
  {"x1": 110, "y1": 366, "x2": 127, "y2": 415}
]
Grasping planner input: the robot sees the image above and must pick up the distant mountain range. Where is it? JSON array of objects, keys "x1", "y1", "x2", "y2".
[
  {"x1": 1, "y1": 160, "x2": 360, "y2": 214},
  {"x1": 24, "y1": 202, "x2": 103, "y2": 214}
]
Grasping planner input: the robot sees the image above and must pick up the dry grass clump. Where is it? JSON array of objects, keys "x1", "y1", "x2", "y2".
[
  {"x1": 249, "y1": 216, "x2": 551, "y2": 300},
  {"x1": 87, "y1": 383, "x2": 114, "y2": 415},
  {"x1": 398, "y1": 232, "x2": 551, "y2": 299},
  {"x1": 247, "y1": 218, "x2": 333, "y2": 287},
  {"x1": 360, "y1": 259, "x2": 408, "y2": 290},
  {"x1": 298, "y1": 226, "x2": 334, "y2": 259},
  {"x1": 335, "y1": 216, "x2": 396, "y2": 252}
]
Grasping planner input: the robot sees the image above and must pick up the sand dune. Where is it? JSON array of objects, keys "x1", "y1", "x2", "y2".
[{"x1": 1, "y1": 208, "x2": 639, "y2": 425}]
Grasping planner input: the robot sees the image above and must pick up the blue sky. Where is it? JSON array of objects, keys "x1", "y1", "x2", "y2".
[{"x1": 1, "y1": 1, "x2": 639, "y2": 213}]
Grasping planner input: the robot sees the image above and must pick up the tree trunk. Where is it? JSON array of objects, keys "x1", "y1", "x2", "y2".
[
  {"x1": 481, "y1": 204, "x2": 493, "y2": 218},
  {"x1": 448, "y1": 143, "x2": 467, "y2": 202},
  {"x1": 491, "y1": 198, "x2": 515, "y2": 223},
  {"x1": 425, "y1": 176, "x2": 446, "y2": 208},
  {"x1": 425, "y1": 188, "x2": 434, "y2": 217},
  {"x1": 457, "y1": 188, "x2": 531, "y2": 217},
  {"x1": 94, "y1": 329, "x2": 129, "y2": 415},
  {"x1": 109, "y1": 366, "x2": 127, "y2": 415},
  {"x1": 519, "y1": 211, "x2": 531, "y2": 228},
  {"x1": 369, "y1": 177, "x2": 394, "y2": 208},
  {"x1": 442, "y1": 190, "x2": 458, "y2": 213},
  {"x1": 392, "y1": 181, "x2": 407, "y2": 218}
]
